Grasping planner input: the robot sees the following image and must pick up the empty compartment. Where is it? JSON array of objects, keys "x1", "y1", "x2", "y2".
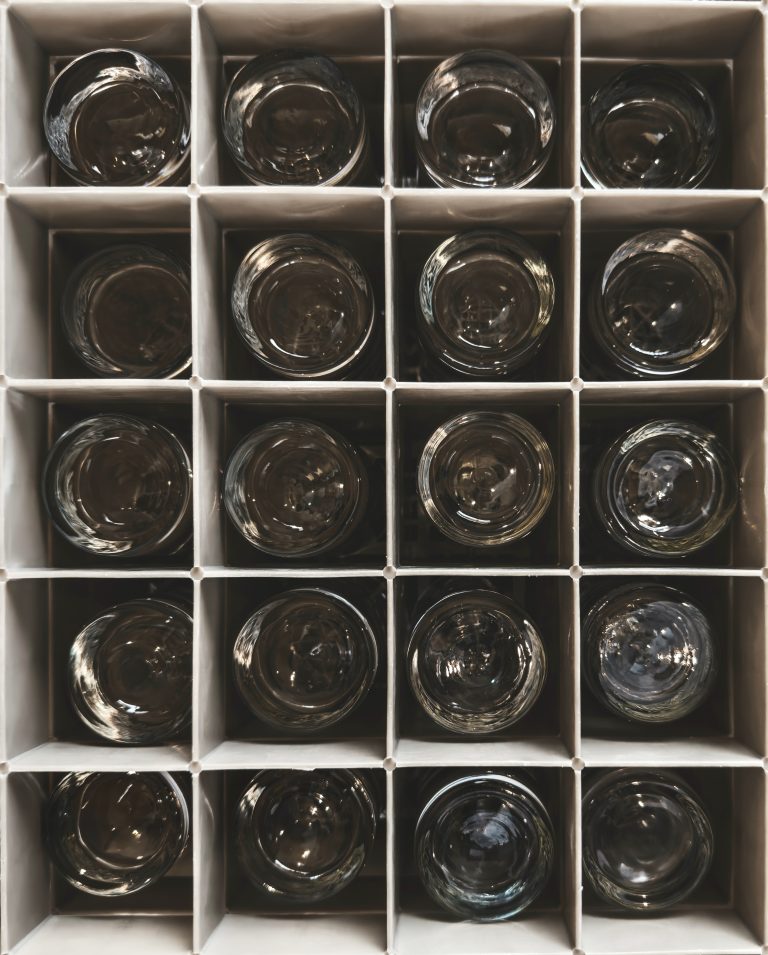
[
  {"x1": 4, "y1": 577, "x2": 193, "y2": 768},
  {"x1": 195, "y1": 2, "x2": 385, "y2": 187},
  {"x1": 194, "y1": 769, "x2": 387, "y2": 955},
  {"x1": 392, "y1": 193, "x2": 576, "y2": 382},
  {"x1": 195, "y1": 192, "x2": 386, "y2": 383},
  {"x1": 391, "y1": 3, "x2": 577, "y2": 189},
  {"x1": 580, "y1": 766, "x2": 765, "y2": 955},
  {"x1": 4, "y1": 191, "x2": 191, "y2": 381},
  {"x1": 579, "y1": 573, "x2": 766, "y2": 764},
  {"x1": 4, "y1": 1, "x2": 192, "y2": 187},
  {"x1": 196, "y1": 385, "x2": 386, "y2": 571},
  {"x1": 393, "y1": 766, "x2": 573, "y2": 955},
  {"x1": 1, "y1": 770, "x2": 193, "y2": 954},
  {"x1": 394, "y1": 574, "x2": 574, "y2": 765},
  {"x1": 580, "y1": 4, "x2": 766, "y2": 190},
  {"x1": 195, "y1": 575, "x2": 386, "y2": 767},
  {"x1": 579, "y1": 386, "x2": 766, "y2": 570},
  {"x1": 579, "y1": 194, "x2": 767, "y2": 382},
  {"x1": 3, "y1": 386, "x2": 193, "y2": 571},
  {"x1": 395, "y1": 387, "x2": 574, "y2": 569}
]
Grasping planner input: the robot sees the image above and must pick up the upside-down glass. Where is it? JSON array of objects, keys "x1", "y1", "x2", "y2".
[
  {"x1": 589, "y1": 230, "x2": 735, "y2": 377},
  {"x1": 44, "y1": 49, "x2": 190, "y2": 187},
  {"x1": 415, "y1": 50, "x2": 556, "y2": 189},
  {"x1": 233, "y1": 587, "x2": 378, "y2": 732},
  {"x1": 68, "y1": 598, "x2": 193, "y2": 744},
  {"x1": 45, "y1": 771, "x2": 189, "y2": 896},
  {"x1": 223, "y1": 419, "x2": 369, "y2": 558},
  {"x1": 414, "y1": 770, "x2": 555, "y2": 920},
  {"x1": 235, "y1": 769, "x2": 378, "y2": 903},
  {"x1": 583, "y1": 584, "x2": 717, "y2": 723},
  {"x1": 582, "y1": 65, "x2": 718, "y2": 189},
  {"x1": 231, "y1": 234, "x2": 376, "y2": 378},
  {"x1": 582, "y1": 769, "x2": 714, "y2": 910},
  {"x1": 593, "y1": 419, "x2": 738, "y2": 557},
  {"x1": 222, "y1": 51, "x2": 369, "y2": 186},
  {"x1": 418, "y1": 231, "x2": 555, "y2": 377},
  {"x1": 418, "y1": 411, "x2": 555, "y2": 546},
  {"x1": 43, "y1": 413, "x2": 192, "y2": 558},
  {"x1": 407, "y1": 589, "x2": 546, "y2": 734},
  {"x1": 61, "y1": 244, "x2": 192, "y2": 378}
]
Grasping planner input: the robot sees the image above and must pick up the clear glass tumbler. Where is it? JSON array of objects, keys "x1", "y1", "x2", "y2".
[
  {"x1": 45, "y1": 771, "x2": 189, "y2": 896},
  {"x1": 588, "y1": 230, "x2": 735, "y2": 377},
  {"x1": 593, "y1": 419, "x2": 738, "y2": 557},
  {"x1": 235, "y1": 769, "x2": 378, "y2": 903},
  {"x1": 61, "y1": 244, "x2": 192, "y2": 379},
  {"x1": 418, "y1": 411, "x2": 555, "y2": 546},
  {"x1": 582, "y1": 65, "x2": 718, "y2": 189},
  {"x1": 418, "y1": 231, "x2": 555, "y2": 377},
  {"x1": 44, "y1": 49, "x2": 190, "y2": 187},
  {"x1": 582, "y1": 769, "x2": 713, "y2": 910},
  {"x1": 222, "y1": 51, "x2": 369, "y2": 186},
  {"x1": 69, "y1": 597, "x2": 193, "y2": 744},
  {"x1": 414, "y1": 770, "x2": 555, "y2": 920},
  {"x1": 42, "y1": 413, "x2": 192, "y2": 558},
  {"x1": 223, "y1": 419, "x2": 369, "y2": 558},
  {"x1": 231, "y1": 234, "x2": 376, "y2": 379},
  {"x1": 233, "y1": 587, "x2": 378, "y2": 732},
  {"x1": 407, "y1": 589, "x2": 546, "y2": 734},
  {"x1": 583, "y1": 584, "x2": 716, "y2": 723},
  {"x1": 415, "y1": 50, "x2": 556, "y2": 189}
]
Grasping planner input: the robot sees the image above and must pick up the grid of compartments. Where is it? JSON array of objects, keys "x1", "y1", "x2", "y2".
[{"x1": 0, "y1": 1, "x2": 767, "y2": 955}]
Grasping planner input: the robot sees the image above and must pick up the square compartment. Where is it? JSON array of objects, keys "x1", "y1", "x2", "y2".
[
  {"x1": 195, "y1": 3, "x2": 385, "y2": 187},
  {"x1": 395, "y1": 388, "x2": 574, "y2": 569},
  {"x1": 196, "y1": 386, "x2": 386, "y2": 571},
  {"x1": 196, "y1": 575, "x2": 387, "y2": 767},
  {"x1": 4, "y1": 1, "x2": 192, "y2": 187},
  {"x1": 194, "y1": 769, "x2": 387, "y2": 955},
  {"x1": 1, "y1": 770, "x2": 193, "y2": 954},
  {"x1": 391, "y1": 3, "x2": 577, "y2": 188},
  {"x1": 579, "y1": 574, "x2": 766, "y2": 764},
  {"x1": 393, "y1": 766, "x2": 574, "y2": 955},
  {"x1": 4, "y1": 191, "x2": 191, "y2": 381},
  {"x1": 578, "y1": 387, "x2": 766, "y2": 570},
  {"x1": 580, "y1": 4, "x2": 766, "y2": 190},
  {"x1": 195, "y1": 192, "x2": 386, "y2": 382},
  {"x1": 3, "y1": 577, "x2": 193, "y2": 768},
  {"x1": 392, "y1": 193, "x2": 576, "y2": 383},
  {"x1": 3, "y1": 387, "x2": 193, "y2": 571},
  {"x1": 394, "y1": 575, "x2": 574, "y2": 765},
  {"x1": 580, "y1": 766, "x2": 765, "y2": 955},
  {"x1": 579, "y1": 194, "x2": 767, "y2": 382}
]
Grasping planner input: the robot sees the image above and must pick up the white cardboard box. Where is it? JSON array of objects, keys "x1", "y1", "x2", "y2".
[{"x1": 0, "y1": 1, "x2": 766, "y2": 953}]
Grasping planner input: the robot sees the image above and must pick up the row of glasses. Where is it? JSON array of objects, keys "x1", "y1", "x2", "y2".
[
  {"x1": 59, "y1": 578, "x2": 716, "y2": 746},
  {"x1": 55, "y1": 225, "x2": 736, "y2": 381},
  {"x1": 41, "y1": 766, "x2": 717, "y2": 918},
  {"x1": 42, "y1": 48, "x2": 721, "y2": 189}
]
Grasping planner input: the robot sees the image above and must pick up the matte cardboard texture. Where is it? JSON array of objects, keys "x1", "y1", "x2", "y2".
[{"x1": 0, "y1": 2, "x2": 767, "y2": 955}]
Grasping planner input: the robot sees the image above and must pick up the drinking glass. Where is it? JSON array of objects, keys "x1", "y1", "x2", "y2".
[
  {"x1": 582, "y1": 65, "x2": 718, "y2": 189},
  {"x1": 582, "y1": 769, "x2": 713, "y2": 910},
  {"x1": 235, "y1": 769, "x2": 377, "y2": 903},
  {"x1": 62, "y1": 244, "x2": 192, "y2": 378},
  {"x1": 45, "y1": 771, "x2": 189, "y2": 895},
  {"x1": 69, "y1": 597, "x2": 192, "y2": 743},
  {"x1": 43, "y1": 413, "x2": 192, "y2": 558},
  {"x1": 415, "y1": 50, "x2": 555, "y2": 188},
  {"x1": 418, "y1": 230, "x2": 555, "y2": 377},
  {"x1": 222, "y1": 51, "x2": 369, "y2": 185},
  {"x1": 233, "y1": 587, "x2": 378, "y2": 732},
  {"x1": 44, "y1": 49, "x2": 190, "y2": 186},
  {"x1": 231, "y1": 234, "x2": 376, "y2": 379}
]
